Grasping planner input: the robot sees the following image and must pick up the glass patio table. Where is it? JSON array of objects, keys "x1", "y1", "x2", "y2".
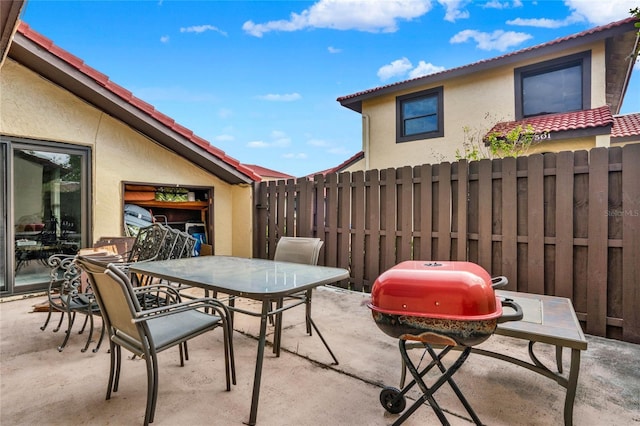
[{"x1": 129, "y1": 255, "x2": 350, "y2": 425}]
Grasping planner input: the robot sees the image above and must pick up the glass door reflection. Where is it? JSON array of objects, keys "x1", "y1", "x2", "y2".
[{"x1": 14, "y1": 148, "x2": 83, "y2": 289}]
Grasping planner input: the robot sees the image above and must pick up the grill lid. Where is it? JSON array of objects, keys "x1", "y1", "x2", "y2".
[{"x1": 369, "y1": 261, "x2": 502, "y2": 321}]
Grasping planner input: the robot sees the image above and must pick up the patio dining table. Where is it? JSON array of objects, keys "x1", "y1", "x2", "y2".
[{"x1": 129, "y1": 255, "x2": 350, "y2": 425}]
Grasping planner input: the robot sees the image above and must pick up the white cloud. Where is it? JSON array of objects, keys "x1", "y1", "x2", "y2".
[
  {"x1": 328, "y1": 46, "x2": 342, "y2": 53},
  {"x1": 247, "y1": 140, "x2": 269, "y2": 148},
  {"x1": 506, "y1": 0, "x2": 636, "y2": 29},
  {"x1": 180, "y1": 25, "x2": 228, "y2": 36},
  {"x1": 450, "y1": 29, "x2": 532, "y2": 51},
  {"x1": 247, "y1": 131, "x2": 292, "y2": 149},
  {"x1": 256, "y1": 93, "x2": 302, "y2": 102},
  {"x1": 214, "y1": 134, "x2": 234, "y2": 142},
  {"x1": 563, "y1": 0, "x2": 637, "y2": 25},
  {"x1": 242, "y1": 0, "x2": 433, "y2": 37},
  {"x1": 378, "y1": 57, "x2": 446, "y2": 81},
  {"x1": 160, "y1": 35, "x2": 170, "y2": 43},
  {"x1": 437, "y1": 0, "x2": 470, "y2": 22},
  {"x1": 307, "y1": 138, "x2": 330, "y2": 147},
  {"x1": 506, "y1": 11, "x2": 586, "y2": 28},
  {"x1": 328, "y1": 146, "x2": 352, "y2": 155},
  {"x1": 409, "y1": 61, "x2": 446, "y2": 78},
  {"x1": 378, "y1": 57, "x2": 414, "y2": 80},
  {"x1": 483, "y1": 0, "x2": 522, "y2": 9},
  {"x1": 507, "y1": 17, "x2": 574, "y2": 28},
  {"x1": 218, "y1": 108, "x2": 233, "y2": 119},
  {"x1": 283, "y1": 153, "x2": 309, "y2": 159}
]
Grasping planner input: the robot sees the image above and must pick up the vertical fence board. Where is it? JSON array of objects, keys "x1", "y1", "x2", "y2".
[
  {"x1": 398, "y1": 167, "x2": 413, "y2": 261},
  {"x1": 325, "y1": 173, "x2": 339, "y2": 267},
  {"x1": 268, "y1": 181, "x2": 280, "y2": 256},
  {"x1": 543, "y1": 154, "x2": 556, "y2": 295},
  {"x1": 417, "y1": 164, "x2": 433, "y2": 260},
  {"x1": 455, "y1": 161, "x2": 469, "y2": 261},
  {"x1": 365, "y1": 170, "x2": 381, "y2": 291},
  {"x1": 381, "y1": 168, "x2": 397, "y2": 270},
  {"x1": 501, "y1": 157, "x2": 518, "y2": 290},
  {"x1": 586, "y1": 148, "x2": 609, "y2": 336},
  {"x1": 253, "y1": 182, "x2": 268, "y2": 259},
  {"x1": 437, "y1": 163, "x2": 452, "y2": 259},
  {"x1": 314, "y1": 174, "x2": 327, "y2": 264},
  {"x1": 351, "y1": 172, "x2": 366, "y2": 290},
  {"x1": 285, "y1": 179, "x2": 296, "y2": 236},
  {"x1": 296, "y1": 178, "x2": 311, "y2": 237},
  {"x1": 607, "y1": 148, "x2": 623, "y2": 336},
  {"x1": 555, "y1": 151, "x2": 574, "y2": 299},
  {"x1": 338, "y1": 173, "x2": 351, "y2": 272},
  {"x1": 491, "y1": 160, "x2": 503, "y2": 275},
  {"x1": 478, "y1": 159, "x2": 493, "y2": 271},
  {"x1": 527, "y1": 154, "x2": 545, "y2": 294},
  {"x1": 622, "y1": 144, "x2": 640, "y2": 343}
]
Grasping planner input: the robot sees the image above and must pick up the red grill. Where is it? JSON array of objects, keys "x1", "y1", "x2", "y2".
[
  {"x1": 369, "y1": 261, "x2": 521, "y2": 346},
  {"x1": 368, "y1": 261, "x2": 523, "y2": 425}
]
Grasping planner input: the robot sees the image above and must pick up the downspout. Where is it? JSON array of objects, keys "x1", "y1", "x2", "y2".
[{"x1": 362, "y1": 114, "x2": 370, "y2": 170}]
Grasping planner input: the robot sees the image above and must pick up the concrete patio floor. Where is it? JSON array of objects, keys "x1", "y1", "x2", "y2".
[{"x1": 1, "y1": 286, "x2": 639, "y2": 426}]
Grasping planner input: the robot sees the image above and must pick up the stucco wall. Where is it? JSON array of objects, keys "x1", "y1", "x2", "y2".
[
  {"x1": 1, "y1": 59, "x2": 252, "y2": 256},
  {"x1": 358, "y1": 41, "x2": 607, "y2": 171}
]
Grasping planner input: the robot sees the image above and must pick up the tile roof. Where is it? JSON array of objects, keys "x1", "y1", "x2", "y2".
[
  {"x1": 242, "y1": 164, "x2": 295, "y2": 180},
  {"x1": 612, "y1": 113, "x2": 640, "y2": 138},
  {"x1": 308, "y1": 151, "x2": 365, "y2": 178},
  {"x1": 337, "y1": 17, "x2": 638, "y2": 111},
  {"x1": 486, "y1": 106, "x2": 614, "y2": 137},
  {"x1": 14, "y1": 22, "x2": 261, "y2": 183}
]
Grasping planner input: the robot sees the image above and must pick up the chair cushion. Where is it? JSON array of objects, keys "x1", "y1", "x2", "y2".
[{"x1": 147, "y1": 310, "x2": 222, "y2": 353}]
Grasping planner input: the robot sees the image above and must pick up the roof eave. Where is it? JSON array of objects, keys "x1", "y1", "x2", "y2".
[
  {"x1": 338, "y1": 18, "x2": 639, "y2": 112},
  {"x1": 9, "y1": 31, "x2": 255, "y2": 185}
]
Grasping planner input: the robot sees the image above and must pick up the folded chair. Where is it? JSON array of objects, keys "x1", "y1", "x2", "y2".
[{"x1": 75, "y1": 256, "x2": 235, "y2": 426}]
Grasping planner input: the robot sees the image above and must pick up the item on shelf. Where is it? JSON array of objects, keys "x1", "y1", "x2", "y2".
[
  {"x1": 124, "y1": 204, "x2": 154, "y2": 236},
  {"x1": 155, "y1": 187, "x2": 189, "y2": 202},
  {"x1": 185, "y1": 222, "x2": 207, "y2": 256}
]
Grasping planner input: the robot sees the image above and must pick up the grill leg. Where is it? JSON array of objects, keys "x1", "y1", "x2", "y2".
[
  {"x1": 391, "y1": 340, "x2": 473, "y2": 426},
  {"x1": 425, "y1": 344, "x2": 483, "y2": 425}
]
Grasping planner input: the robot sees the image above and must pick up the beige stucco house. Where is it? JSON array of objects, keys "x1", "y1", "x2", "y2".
[
  {"x1": 1, "y1": 18, "x2": 259, "y2": 295},
  {"x1": 337, "y1": 17, "x2": 640, "y2": 172}
]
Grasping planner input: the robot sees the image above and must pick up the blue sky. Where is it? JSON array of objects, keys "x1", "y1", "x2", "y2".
[{"x1": 20, "y1": 0, "x2": 640, "y2": 177}]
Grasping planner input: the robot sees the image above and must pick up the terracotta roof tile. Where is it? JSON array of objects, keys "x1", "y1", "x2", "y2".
[
  {"x1": 242, "y1": 164, "x2": 295, "y2": 180},
  {"x1": 309, "y1": 151, "x2": 365, "y2": 177},
  {"x1": 487, "y1": 106, "x2": 614, "y2": 137},
  {"x1": 15, "y1": 22, "x2": 260, "y2": 182},
  {"x1": 612, "y1": 113, "x2": 640, "y2": 138}
]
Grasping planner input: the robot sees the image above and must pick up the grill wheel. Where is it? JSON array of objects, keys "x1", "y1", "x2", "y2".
[{"x1": 380, "y1": 387, "x2": 406, "y2": 414}]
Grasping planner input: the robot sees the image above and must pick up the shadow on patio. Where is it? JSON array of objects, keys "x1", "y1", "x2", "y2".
[{"x1": 1, "y1": 286, "x2": 639, "y2": 425}]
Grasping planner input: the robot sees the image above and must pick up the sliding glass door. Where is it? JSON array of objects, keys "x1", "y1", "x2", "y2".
[
  {"x1": 1, "y1": 143, "x2": 7, "y2": 293},
  {"x1": 2, "y1": 137, "x2": 90, "y2": 295}
]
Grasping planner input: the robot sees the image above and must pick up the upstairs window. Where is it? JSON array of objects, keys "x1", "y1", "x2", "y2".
[
  {"x1": 396, "y1": 86, "x2": 444, "y2": 142},
  {"x1": 515, "y1": 51, "x2": 591, "y2": 119}
]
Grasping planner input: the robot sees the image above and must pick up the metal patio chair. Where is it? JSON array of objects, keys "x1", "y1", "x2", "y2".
[
  {"x1": 41, "y1": 252, "x2": 121, "y2": 352},
  {"x1": 270, "y1": 236, "x2": 324, "y2": 355},
  {"x1": 75, "y1": 255, "x2": 235, "y2": 426}
]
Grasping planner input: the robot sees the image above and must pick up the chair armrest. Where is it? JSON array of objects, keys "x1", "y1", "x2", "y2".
[
  {"x1": 132, "y1": 297, "x2": 231, "y2": 323},
  {"x1": 132, "y1": 284, "x2": 183, "y2": 304}
]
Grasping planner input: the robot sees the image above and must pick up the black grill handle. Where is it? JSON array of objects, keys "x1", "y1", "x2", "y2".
[
  {"x1": 491, "y1": 276, "x2": 508, "y2": 289},
  {"x1": 498, "y1": 298, "x2": 523, "y2": 323}
]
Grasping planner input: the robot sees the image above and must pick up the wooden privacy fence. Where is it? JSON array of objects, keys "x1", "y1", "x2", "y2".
[{"x1": 253, "y1": 145, "x2": 640, "y2": 343}]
